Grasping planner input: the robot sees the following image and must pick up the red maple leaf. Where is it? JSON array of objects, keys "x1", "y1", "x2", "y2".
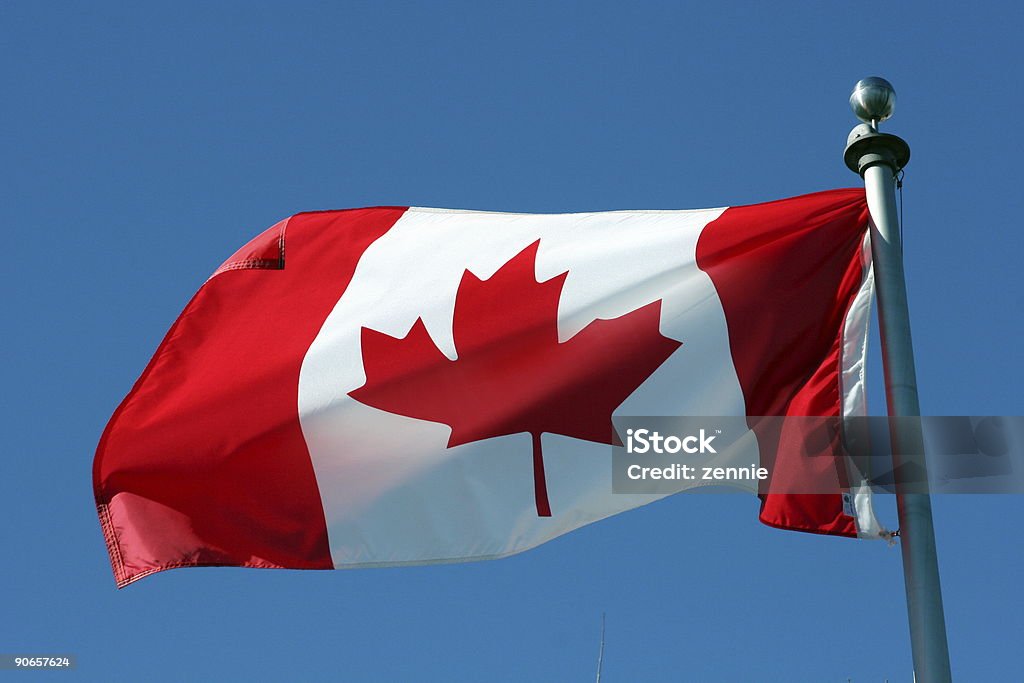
[{"x1": 349, "y1": 240, "x2": 682, "y2": 516}]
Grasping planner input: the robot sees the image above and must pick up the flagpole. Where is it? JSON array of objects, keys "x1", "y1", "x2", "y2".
[{"x1": 844, "y1": 77, "x2": 952, "y2": 682}]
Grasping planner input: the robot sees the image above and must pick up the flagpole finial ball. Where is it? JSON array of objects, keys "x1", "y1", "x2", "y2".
[{"x1": 850, "y1": 77, "x2": 896, "y2": 125}]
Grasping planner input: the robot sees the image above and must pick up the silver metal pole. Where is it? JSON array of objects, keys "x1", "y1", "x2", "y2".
[{"x1": 844, "y1": 77, "x2": 952, "y2": 683}]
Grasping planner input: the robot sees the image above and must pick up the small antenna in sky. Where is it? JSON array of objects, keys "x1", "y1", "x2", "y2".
[{"x1": 595, "y1": 612, "x2": 606, "y2": 683}]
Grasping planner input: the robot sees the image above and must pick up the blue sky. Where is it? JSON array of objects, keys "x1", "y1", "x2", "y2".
[{"x1": 3, "y1": 2, "x2": 1022, "y2": 680}]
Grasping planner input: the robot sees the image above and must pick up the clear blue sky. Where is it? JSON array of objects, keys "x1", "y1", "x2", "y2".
[{"x1": 4, "y1": 2, "x2": 1022, "y2": 680}]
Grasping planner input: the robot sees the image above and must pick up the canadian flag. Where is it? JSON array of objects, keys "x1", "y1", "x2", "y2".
[{"x1": 95, "y1": 189, "x2": 883, "y2": 587}]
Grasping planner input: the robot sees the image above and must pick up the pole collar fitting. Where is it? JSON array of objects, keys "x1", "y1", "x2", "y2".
[{"x1": 844, "y1": 124, "x2": 911, "y2": 176}]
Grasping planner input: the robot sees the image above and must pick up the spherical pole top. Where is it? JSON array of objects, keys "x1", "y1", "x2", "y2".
[{"x1": 849, "y1": 76, "x2": 897, "y2": 127}]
